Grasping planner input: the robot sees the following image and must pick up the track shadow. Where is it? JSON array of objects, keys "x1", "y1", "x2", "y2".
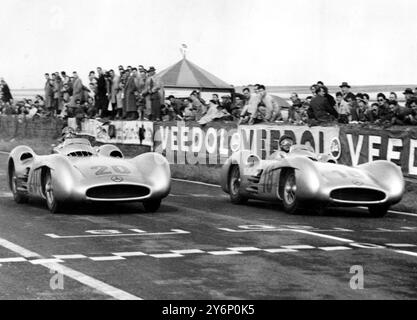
[
  {"x1": 232, "y1": 199, "x2": 381, "y2": 219},
  {"x1": 25, "y1": 198, "x2": 178, "y2": 216}
]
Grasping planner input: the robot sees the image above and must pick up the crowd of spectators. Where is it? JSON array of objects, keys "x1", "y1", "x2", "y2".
[{"x1": 2, "y1": 71, "x2": 417, "y2": 128}]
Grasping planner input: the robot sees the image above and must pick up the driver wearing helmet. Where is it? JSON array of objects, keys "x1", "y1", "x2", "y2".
[
  {"x1": 61, "y1": 127, "x2": 76, "y2": 141},
  {"x1": 279, "y1": 135, "x2": 294, "y2": 153},
  {"x1": 268, "y1": 135, "x2": 295, "y2": 160}
]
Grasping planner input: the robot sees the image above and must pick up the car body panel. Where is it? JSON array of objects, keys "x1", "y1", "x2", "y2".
[
  {"x1": 220, "y1": 145, "x2": 404, "y2": 207},
  {"x1": 8, "y1": 139, "x2": 171, "y2": 205}
]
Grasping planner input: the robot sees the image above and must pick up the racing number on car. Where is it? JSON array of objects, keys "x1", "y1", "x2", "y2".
[{"x1": 91, "y1": 165, "x2": 131, "y2": 175}]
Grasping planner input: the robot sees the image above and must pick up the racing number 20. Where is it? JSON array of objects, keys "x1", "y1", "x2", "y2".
[{"x1": 92, "y1": 165, "x2": 131, "y2": 175}]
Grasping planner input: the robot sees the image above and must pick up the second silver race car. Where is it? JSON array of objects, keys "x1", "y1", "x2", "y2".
[{"x1": 220, "y1": 136, "x2": 404, "y2": 217}]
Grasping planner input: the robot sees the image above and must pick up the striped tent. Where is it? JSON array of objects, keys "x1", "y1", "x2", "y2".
[{"x1": 156, "y1": 58, "x2": 234, "y2": 97}]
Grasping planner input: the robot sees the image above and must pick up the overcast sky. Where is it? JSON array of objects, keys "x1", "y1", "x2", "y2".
[{"x1": 0, "y1": 0, "x2": 416, "y2": 89}]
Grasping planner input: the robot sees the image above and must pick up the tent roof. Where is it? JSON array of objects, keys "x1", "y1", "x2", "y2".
[{"x1": 157, "y1": 58, "x2": 234, "y2": 90}]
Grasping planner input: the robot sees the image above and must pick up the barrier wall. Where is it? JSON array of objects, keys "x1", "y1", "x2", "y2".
[
  {"x1": 0, "y1": 115, "x2": 64, "y2": 140},
  {"x1": 2, "y1": 115, "x2": 417, "y2": 184}
]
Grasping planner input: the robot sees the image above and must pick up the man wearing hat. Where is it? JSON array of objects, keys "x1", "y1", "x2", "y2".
[
  {"x1": 144, "y1": 66, "x2": 164, "y2": 121},
  {"x1": 135, "y1": 67, "x2": 147, "y2": 120},
  {"x1": 339, "y1": 82, "x2": 356, "y2": 103},
  {"x1": 124, "y1": 68, "x2": 139, "y2": 120},
  {"x1": 403, "y1": 88, "x2": 415, "y2": 108}
]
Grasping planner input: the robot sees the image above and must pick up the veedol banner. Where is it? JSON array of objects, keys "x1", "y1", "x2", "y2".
[
  {"x1": 153, "y1": 121, "x2": 238, "y2": 165},
  {"x1": 238, "y1": 125, "x2": 341, "y2": 160},
  {"x1": 153, "y1": 122, "x2": 341, "y2": 165},
  {"x1": 339, "y1": 126, "x2": 417, "y2": 180}
]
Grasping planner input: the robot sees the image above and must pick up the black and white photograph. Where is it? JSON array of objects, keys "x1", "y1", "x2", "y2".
[{"x1": 0, "y1": 0, "x2": 417, "y2": 305}]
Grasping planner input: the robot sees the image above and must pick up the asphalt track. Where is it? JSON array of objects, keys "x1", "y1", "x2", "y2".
[{"x1": 0, "y1": 152, "x2": 416, "y2": 300}]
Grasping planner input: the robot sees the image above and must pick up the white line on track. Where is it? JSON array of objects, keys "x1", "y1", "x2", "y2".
[
  {"x1": 0, "y1": 257, "x2": 28, "y2": 263},
  {"x1": 389, "y1": 210, "x2": 417, "y2": 217},
  {"x1": 30, "y1": 258, "x2": 64, "y2": 265},
  {"x1": 170, "y1": 249, "x2": 206, "y2": 254},
  {"x1": 112, "y1": 252, "x2": 147, "y2": 257},
  {"x1": 0, "y1": 236, "x2": 142, "y2": 300},
  {"x1": 39, "y1": 261, "x2": 141, "y2": 300},
  {"x1": 394, "y1": 250, "x2": 417, "y2": 258},
  {"x1": 264, "y1": 248, "x2": 298, "y2": 253},
  {"x1": 0, "y1": 238, "x2": 41, "y2": 258},
  {"x1": 290, "y1": 229, "x2": 355, "y2": 243},
  {"x1": 226, "y1": 247, "x2": 262, "y2": 252},
  {"x1": 149, "y1": 253, "x2": 184, "y2": 258},
  {"x1": 89, "y1": 256, "x2": 126, "y2": 261},
  {"x1": 171, "y1": 178, "x2": 221, "y2": 188},
  {"x1": 208, "y1": 250, "x2": 242, "y2": 256},
  {"x1": 319, "y1": 246, "x2": 352, "y2": 251},
  {"x1": 53, "y1": 254, "x2": 88, "y2": 260}
]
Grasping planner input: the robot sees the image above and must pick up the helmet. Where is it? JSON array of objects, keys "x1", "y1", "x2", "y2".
[
  {"x1": 279, "y1": 135, "x2": 294, "y2": 153},
  {"x1": 61, "y1": 127, "x2": 76, "y2": 140}
]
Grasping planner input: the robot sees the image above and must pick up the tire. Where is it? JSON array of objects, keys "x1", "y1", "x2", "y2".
[
  {"x1": 229, "y1": 165, "x2": 248, "y2": 205},
  {"x1": 368, "y1": 204, "x2": 389, "y2": 217},
  {"x1": 44, "y1": 170, "x2": 63, "y2": 214},
  {"x1": 281, "y1": 170, "x2": 301, "y2": 214},
  {"x1": 10, "y1": 166, "x2": 28, "y2": 204},
  {"x1": 143, "y1": 199, "x2": 161, "y2": 213}
]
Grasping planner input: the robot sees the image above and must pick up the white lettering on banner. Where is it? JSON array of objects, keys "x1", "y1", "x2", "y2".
[
  {"x1": 191, "y1": 127, "x2": 203, "y2": 153},
  {"x1": 171, "y1": 126, "x2": 178, "y2": 151},
  {"x1": 347, "y1": 134, "x2": 364, "y2": 166},
  {"x1": 180, "y1": 127, "x2": 190, "y2": 152},
  {"x1": 409, "y1": 139, "x2": 417, "y2": 175},
  {"x1": 219, "y1": 129, "x2": 229, "y2": 156},
  {"x1": 160, "y1": 126, "x2": 170, "y2": 151},
  {"x1": 154, "y1": 124, "x2": 340, "y2": 165},
  {"x1": 387, "y1": 138, "x2": 403, "y2": 163},
  {"x1": 205, "y1": 128, "x2": 217, "y2": 154},
  {"x1": 368, "y1": 135, "x2": 381, "y2": 162}
]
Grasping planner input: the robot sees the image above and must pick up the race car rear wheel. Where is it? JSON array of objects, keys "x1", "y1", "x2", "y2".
[
  {"x1": 229, "y1": 165, "x2": 248, "y2": 204},
  {"x1": 282, "y1": 170, "x2": 301, "y2": 214},
  {"x1": 44, "y1": 170, "x2": 62, "y2": 214},
  {"x1": 10, "y1": 166, "x2": 28, "y2": 204},
  {"x1": 143, "y1": 199, "x2": 161, "y2": 213},
  {"x1": 368, "y1": 204, "x2": 389, "y2": 217}
]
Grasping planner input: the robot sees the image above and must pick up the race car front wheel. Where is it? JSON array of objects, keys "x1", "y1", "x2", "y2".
[
  {"x1": 10, "y1": 166, "x2": 28, "y2": 204},
  {"x1": 229, "y1": 165, "x2": 248, "y2": 204},
  {"x1": 282, "y1": 170, "x2": 301, "y2": 214},
  {"x1": 44, "y1": 170, "x2": 62, "y2": 214},
  {"x1": 143, "y1": 199, "x2": 161, "y2": 213},
  {"x1": 368, "y1": 204, "x2": 389, "y2": 217}
]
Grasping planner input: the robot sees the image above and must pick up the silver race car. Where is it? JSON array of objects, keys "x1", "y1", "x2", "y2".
[
  {"x1": 7, "y1": 129, "x2": 171, "y2": 213},
  {"x1": 220, "y1": 136, "x2": 404, "y2": 217}
]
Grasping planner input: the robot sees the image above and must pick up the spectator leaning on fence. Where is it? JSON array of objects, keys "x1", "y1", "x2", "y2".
[
  {"x1": 335, "y1": 91, "x2": 350, "y2": 124},
  {"x1": 256, "y1": 84, "x2": 282, "y2": 122},
  {"x1": 239, "y1": 87, "x2": 260, "y2": 124},
  {"x1": 308, "y1": 85, "x2": 338, "y2": 125},
  {"x1": 403, "y1": 88, "x2": 416, "y2": 108},
  {"x1": 339, "y1": 82, "x2": 356, "y2": 103}
]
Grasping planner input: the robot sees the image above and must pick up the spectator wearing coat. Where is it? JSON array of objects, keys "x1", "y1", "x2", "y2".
[
  {"x1": 0, "y1": 79, "x2": 13, "y2": 103},
  {"x1": 256, "y1": 84, "x2": 282, "y2": 122},
  {"x1": 124, "y1": 68, "x2": 139, "y2": 120},
  {"x1": 308, "y1": 86, "x2": 338, "y2": 125},
  {"x1": 335, "y1": 91, "x2": 351, "y2": 124},
  {"x1": 96, "y1": 67, "x2": 109, "y2": 117},
  {"x1": 339, "y1": 82, "x2": 356, "y2": 103},
  {"x1": 135, "y1": 68, "x2": 147, "y2": 120},
  {"x1": 71, "y1": 72, "x2": 84, "y2": 106},
  {"x1": 144, "y1": 66, "x2": 164, "y2": 121},
  {"x1": 44, "y1": 73, "x2": 54, "y2": 110}
]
